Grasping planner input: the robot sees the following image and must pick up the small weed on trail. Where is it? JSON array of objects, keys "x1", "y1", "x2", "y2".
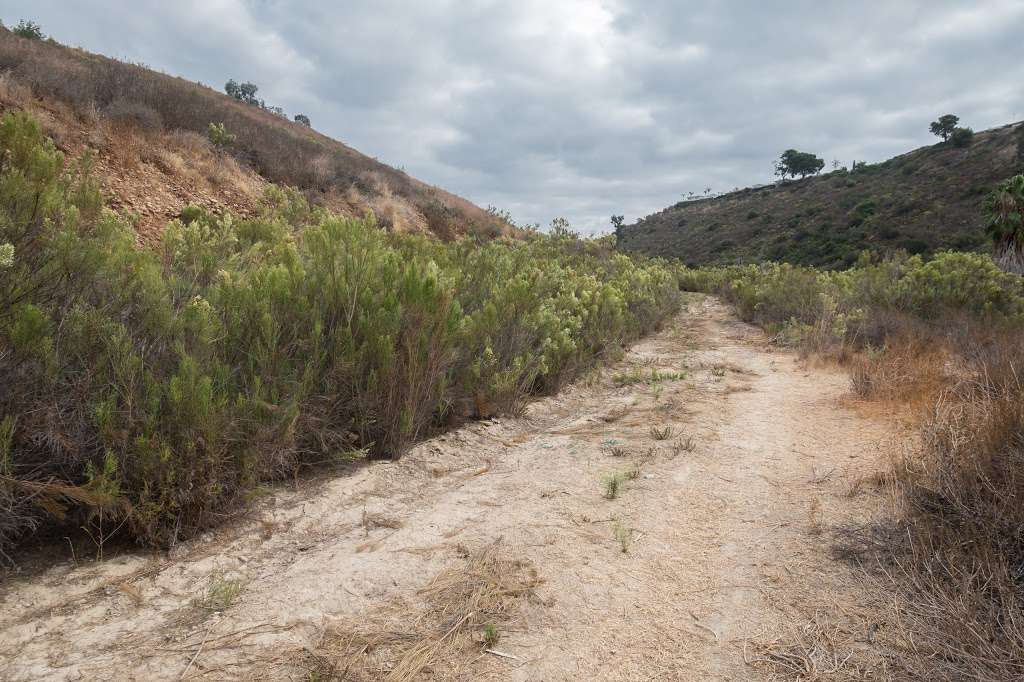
[
  {"x1": 613, "y1": 367, "x2": 687, "y2": 387},
  {"x1": 482, "y1": 622, "x2": 500, "y2": 647},
  {"x1": 195, "y1": 570, "x2": 247, "y2": 613},
  {"x1": 674, "y1": 436, "x2": 696, "y2": 455},
  {"x1": 650, "y1": 425, "x2": 675, "y2": 441},
  {"x1": 612, "y1": 519, "x2": 632, "y2": 553},
  {"x1": 626, "y1": 463, "x2": 642, "y2": 480},
  {"x1": 603, "y1": 472, "x2": 627, "y2": 499},
  {"x1": 807, "y1": 498, "x2": 824, "y2": 536}
]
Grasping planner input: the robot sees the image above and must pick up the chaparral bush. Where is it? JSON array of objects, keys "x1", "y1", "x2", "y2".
[
  {"x1": 0, "y1": 112, "x2": 682, "y2": 561},
  {"x1": 680, "y1": 250, "x2": 1024, "y2": 347}
]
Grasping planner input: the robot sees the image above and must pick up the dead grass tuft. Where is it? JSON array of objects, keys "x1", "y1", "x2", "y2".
[
  {"x1": 749, "y1": 611, "x2": 884, "y2": 681},
  {"x1": 848, "y1": 336, "x2": 952, "y2": 406},
  {"x1": 287, "y1": 539, "x2": 542, "y2": 681}
]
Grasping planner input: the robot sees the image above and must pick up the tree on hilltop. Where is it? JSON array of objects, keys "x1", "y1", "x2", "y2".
[
  {"x1": 12, "y1": 20, "x2": 44, "y2": 40},
  {"x1": 225, "y1": 79, "x2": 261, "y2": 106},
  {"x1": 930, "y1": 114, "x2": 959, "y2": 141},
  {"x1": 774, "y1": 149, "x2": 825, "y2": 180}
]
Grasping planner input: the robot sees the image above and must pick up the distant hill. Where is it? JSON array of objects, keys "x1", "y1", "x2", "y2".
[
  {"x1": 620, "y1": 122, "x2": 1024, "y2": 268},
  {"x1": 0, "y1": 27, "x2": 509, "y2": 243}
]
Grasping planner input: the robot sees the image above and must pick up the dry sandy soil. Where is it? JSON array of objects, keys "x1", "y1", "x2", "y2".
[{"x1": 0, "y1": 296, "x2": 898, "y2": 681}]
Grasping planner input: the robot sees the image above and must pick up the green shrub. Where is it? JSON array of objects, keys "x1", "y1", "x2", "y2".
[
  {"x1": 207, "y1": 122, "x2": 236, "y2": 148},
  {"x1": 224, "y1": 79, "x2": 260, "y2": 106},
  {"x1": 950, "y1": 127, "x2": 975, "y2": 148},
  {"x1": 680, "y1": 249, "x2": 1024, "y2": 347},
  {"x1": 12, "y1": 20, "x2": 44, "y2": 41},
  {"x1": 985, "y1": 175, "x2": 1024, "y2": 274},
  {"x1": 0, "y1": 112, "x2": 683, "y2": 560}
]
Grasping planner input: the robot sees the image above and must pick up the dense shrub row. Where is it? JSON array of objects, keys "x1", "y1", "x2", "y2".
[
  {"x1": 0, "y1": 113, "x2": 682, "y2": 561},
  {"x1": 680, "y1": 251, "x2": 1024, "y2": 346}
]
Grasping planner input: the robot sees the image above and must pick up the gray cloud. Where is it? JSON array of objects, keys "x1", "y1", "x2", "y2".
[{"x1": 5, "y1": 0, "x2": 1023, "y2": 232}]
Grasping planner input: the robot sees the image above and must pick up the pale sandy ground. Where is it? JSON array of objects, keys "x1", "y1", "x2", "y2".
[{"x1": 0, "y1": 296, "x2": 897, "y2": 681}]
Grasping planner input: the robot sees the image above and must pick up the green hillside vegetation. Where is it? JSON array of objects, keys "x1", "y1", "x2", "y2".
[
  {"x1": 621, "y1": 121, "x2": 1024, "y2": 268},
  {"x1": 0, "y1": 112, "x2": 683, "y2": 562}
]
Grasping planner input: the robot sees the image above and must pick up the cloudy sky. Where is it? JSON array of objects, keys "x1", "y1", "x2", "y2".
[{"x1": 6, "y1": 1, "x2": 1024, "y2": 233}]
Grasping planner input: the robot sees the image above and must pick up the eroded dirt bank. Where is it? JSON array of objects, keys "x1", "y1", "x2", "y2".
[{"x1": 0, "y1": 296, "x2": 895, "y2": 681}]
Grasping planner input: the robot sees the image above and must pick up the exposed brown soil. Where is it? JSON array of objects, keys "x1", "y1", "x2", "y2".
[
  {"x1": 0, "y1": 28, "x2": 513, "y2": 244},
  {"x1": 0, "y1": 296, "x2": 899, "y2": 680}
]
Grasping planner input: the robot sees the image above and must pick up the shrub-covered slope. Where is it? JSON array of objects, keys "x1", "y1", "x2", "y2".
[
  {"x1": 0, "y1": 112, "x2": 683, "y2": 561},
  {"x1": 0, "y1": 26, "x2": 509, "y2": 243},
  {"x1": 621, "y1": 122, "x2": 1024, "y2": 268}
]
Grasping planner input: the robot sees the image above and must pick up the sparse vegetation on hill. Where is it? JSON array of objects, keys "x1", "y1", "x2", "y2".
[
  {"x1": 0, "y1": 24, "x2": 507, "y2": 241},
  {"x1": 0, "y1": 112, "x2": 683, "y2": 562},
  {"x1": 621, "y1": 120, "x2": 1024, "y2": 268}
]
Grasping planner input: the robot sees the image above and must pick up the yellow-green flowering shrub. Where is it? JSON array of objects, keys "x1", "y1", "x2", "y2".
[
  {"x1": 681, "y1": 250, "x2": 1024, "y2": 348},
  {"x1": 0, "y1": 112, "x2": 682, "y2": 559}
]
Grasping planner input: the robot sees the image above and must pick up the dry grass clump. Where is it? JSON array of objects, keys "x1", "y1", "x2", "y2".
[
  {"x1": 750, "y1": 610, "x2": 886, "y2": 681},
  {"x1": 847, "y1": 334, "x2": 952, "y2": 405},
  {"x1": 836, "y1": 331, "x2": 1024, "y2": 680},
  {"x1": 288, "y1": 540, "x2": 542, "y2": 681},
  {"x1": 889, "y1": 341, "x2": 1024, "y2": 680}
]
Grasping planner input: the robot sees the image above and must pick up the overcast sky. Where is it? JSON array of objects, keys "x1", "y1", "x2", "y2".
[{"x1": 5, "y1": 1, "x2": 1024, "y2": 233}]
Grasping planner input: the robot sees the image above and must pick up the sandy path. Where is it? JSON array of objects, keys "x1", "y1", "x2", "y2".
[{"x1": 0, "y1": 296, "x2": 892, "y2": 681}]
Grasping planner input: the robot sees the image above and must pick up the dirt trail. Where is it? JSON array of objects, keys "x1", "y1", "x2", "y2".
[{"x1": 0, "y1": 296, "x2": 893, "y2": 681}]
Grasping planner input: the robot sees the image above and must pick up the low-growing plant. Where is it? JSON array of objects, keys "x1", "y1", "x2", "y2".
[
  {"x1": 612, "y1": 518, "x2": 632, "y2": 553},
  {"x1": 950, "y1": 126, "x2": 974, "y2": 148},
  {"x1": 986, "y1": 175, "x2": 1024, "y2": 274},
  {"x1": 207, "y1": 121, "x2": 236, "y2": 147},
  {"x1": 674, "y1": 436, "x2": 696, "y2": 455},
  {"x1": 196, "y1": 570, "x2": 247, "y2": 612},
  {"x1": 613, "y1": 367, "x2": 686, "y2": 387},
  {"x1": 649, "y1": 425, "x2": 674, "y2": 441},
  {"x1": 603, "y1": 473, "x2": 626, "y2": 500},
  {"x1": 626, "y1": 462, "x2": 642, "y2": 480}
]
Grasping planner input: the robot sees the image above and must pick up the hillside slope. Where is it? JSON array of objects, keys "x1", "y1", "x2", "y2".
[
  {"x1": 621, "y1": 121, "x2": 1024, "y2": 268},
  {"x1": 0, "y1": 27, "x2": 508, "y2": 243}
]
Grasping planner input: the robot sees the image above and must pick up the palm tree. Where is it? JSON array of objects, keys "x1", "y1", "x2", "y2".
[{"x1": 985, "y1": 175, "x2": 1024, "y2": 274}]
